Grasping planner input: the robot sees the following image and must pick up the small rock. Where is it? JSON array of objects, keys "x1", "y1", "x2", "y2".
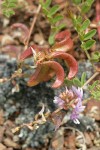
[
  {"x1": 1, "y1": 35, "x2": 15, "y2": 46},
  {"x1": 5, "y1": 129, "x2": 14, "y2": 139},
  {"x1": 34, "y1": 33, "x2": 45, "y2": 45},
  {"x1": 64, "y1": 132, "x2": 76, "y2": 149},
  {"x1": 84, "y1": 132, "x2": 93, "y2": 148},
  {"x1": 4, "y1": 120, "x2": 15, "y2": 128},
  {"x1": 13, "y1": 135, "x2": 19, "y2": 142},
  {"x1": 89, "y1": 132, "x2": 95, "y2": 141},
  {"x1": 85, "y1": 100, "x2": 100, "y2": 121},
  {"x1": 0, "y1": 126, "x2": 5, "y2": 142},
  {"x1": 50, "y1": 128, "x2": 64, "y2": 150},
  {"x1": 0, "y1": 109, "x2": 4, "y2": 125},
  {"x1": 7, "y1": 148, "x2": 13, "y2": 150},
  {"x1": 87, "y1": 146, "x2": 100, "y2": 150},
  {"x1": 0, "y1": 143, "x2": 6, "y2": 150},
  {"x1": 3, "y1": 138, "x2": 21, "y2": 149}
]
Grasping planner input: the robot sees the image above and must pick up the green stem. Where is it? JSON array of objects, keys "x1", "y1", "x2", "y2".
[
  {"x1": 82, "y1": 97, "x2": 91, "y2": 105},
  {"x1": 82, "y1": 72, "x2": 99, "y2": 88},
  {"x1": 84, "y1": 49, "x2": 91, "y2": 60},
  {"x1": 83, "y1": 48, "x2": 96, "y2": 70}
]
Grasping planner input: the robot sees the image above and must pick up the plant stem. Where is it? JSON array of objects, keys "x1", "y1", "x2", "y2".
[
  {"x1": 84, "y1": 49, "x2": 91, "y2": 60},
  {"x1": 25, "y1": 4, "x2": 41, "y2": 49},
  {"x1": 82, "y1": 97, "x2": 91, "y2": 105},
  {"x1": 82, "y1": 71, "x2": 99, "y2": 88}
]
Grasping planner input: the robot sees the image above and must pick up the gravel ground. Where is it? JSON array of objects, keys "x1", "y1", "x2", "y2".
[{"x1": 0, "y1": 58, "x2": 100, "y2": 150}]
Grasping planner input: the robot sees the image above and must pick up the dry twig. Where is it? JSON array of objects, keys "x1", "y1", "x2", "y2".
[{"x1": 25, "y1": 4, "x2": 41, "y2": 49}]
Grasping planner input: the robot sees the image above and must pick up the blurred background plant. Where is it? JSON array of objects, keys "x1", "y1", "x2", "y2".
[{"x1": 1, "y1": 0, "x2": 17, "y2": 17}]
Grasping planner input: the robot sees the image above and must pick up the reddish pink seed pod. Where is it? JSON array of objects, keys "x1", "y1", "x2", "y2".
[
  {"x1": 11, "y1": 23, "x2": 29, "y2": 37},
  {"x1": 51, "y1": 51, "x2": 78, "y2": 79},
  {"x1": 53, "y1": 30, "x2": 73, "y2": 52},
  {"x1": 27, "y1": 61, "x2": 65, "y2": 88},
  {"x1": 19, "y1": 44, "x2": 39, "y2": 60},
  {"x1": 42, "y1": 61, "x2": 65, "y2": 88},
  {"x1": 19, "y1": 44, "x2": 48, "y2": 61},
  {"x1": 96, "y1": 0, "x2": 100, "y2": 40},
  {"x1": 55, "y1": 30, "x2": 71, "y2": 42}
]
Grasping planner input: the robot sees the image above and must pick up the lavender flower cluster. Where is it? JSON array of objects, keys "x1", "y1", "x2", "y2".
[{"x1": 53, "y1": 86, "x2": 85, "y2": 124}]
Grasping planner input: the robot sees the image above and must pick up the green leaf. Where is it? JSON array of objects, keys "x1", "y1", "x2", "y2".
[
  {"x1": 53, "y1": 15, "x2": 63, "y2": 24},
  {"x1": 81, "y1": 40, "x2": 96, "y2": 50},
  {"x1": 83, "y1": 29, "x2": 96, "y2": 41},
  {"x1": 81, "y1": 3, "x2": 91, "y2": 13},
  {"x1": 42, "y1": 7, "x2": 49, "y2": 15},
  {"x1": 56, "y1": 24, "x2": 66, "y2": 31},
  {"x1": 81, "y1": 72, "x2": 86, "y2": 86},
  {"x1": 81, "y1": 0, "x2": 94, "y2": 13},
  {"x1": 44, "y1": 0, "x2": 52, "y2": 8},
  {"x1": 39, "y1": 0, "x2": 43, "y2": 5},
  {"x1": 2, "y1": 0, "x2": 17, "y2": 17},
  {"x1": 9, "y1": 0, "x2": 17, "y2": 2},
  {"x1": 64, "y1": 79, "x2": 73, "y2": 87},
  {"x1": 49, "y1": 23, "x2": 66, "y2": 45},
  {"x1": 47, "y1": 16, "x2": 54, "y2": 24},
  {"x1": 94, "y1": 92, "x2": 100, "y2": 100},
  {"x1": 73, "y1": 77, "x2": 82, "y2": 87},
  {"x1": 88, "y1": 80, "x2": 100, "y2": 100},
  {"x1": 92, "y1": 92, "x2": 100, "y2": 100},
  {"x1": 88, "y1": 81, "x2": 98, "y2": 90},
  {"x1": 8, "y1": 10, "x2": 15, "y2": 15},
  {"x1": 8, "y1": 3, "x2": 16, "y2": 8},
  {"x1": 80, "y1": 19, "x2": 90, "y2": 32},
  {"x1": 86, "y1": 0, "x2": 94, "y2": 6},
  {"x1": 91, "y1": 52, "x2": 100, "y2": 62},
  {"x1": 72, "y1": 0, "x2": 81, "y2": 4},
  {"x1": 49, "y1": 32, "x2": 56, "y2": 45},
  {"x1": 3, "y1": 10, "x2": 15, "y2": 18},
  {"x1": 72, "y1": 17, "x2": 82, "y2": 32},
  {"x1": 2, "y1": 2, "x2": 7, "y2": 7},
  {"x1": 49, "y1": 5, "x2": 59, "y2": 16},
  {"x1": 77, "y1": 16, "x2": 83, "y2": 24}
]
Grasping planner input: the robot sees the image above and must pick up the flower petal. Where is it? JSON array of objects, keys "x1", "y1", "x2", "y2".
[
  {"x1": 70, "y1": 110, "x2": 79, "y2": 120},
  {"x1": 72, "y1": 86, "x2": 83, "y2": 99},
  {"x1": 74, "y1": 119, "x2": 80, "y2": 124},
  {"x1": 53, "y1": 96, "x2": 65, "y2": 108}
]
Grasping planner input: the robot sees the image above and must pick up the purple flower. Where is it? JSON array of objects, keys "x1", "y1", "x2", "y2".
[
  {"x1": 70, "y1": 112, "x2": 80, "y2": 124},
  {"x1": 70, "y1": 99, "x2": 85, "y2": 124},
  {"x1": 53, "y1": 86, "x2": 85, "y2": 124},
  {"x1": 72, "y1": 86, "x2": 83, "y2": 99},
  {"x1": 65, "y1": 87, "x2": 74, "y2": 99},
  {"x1": 70, "y1": 86, "x2": 85, "y2": 124},
  {"x1": 53, "y1": 96, "x2": 65, "y2": 108}
]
